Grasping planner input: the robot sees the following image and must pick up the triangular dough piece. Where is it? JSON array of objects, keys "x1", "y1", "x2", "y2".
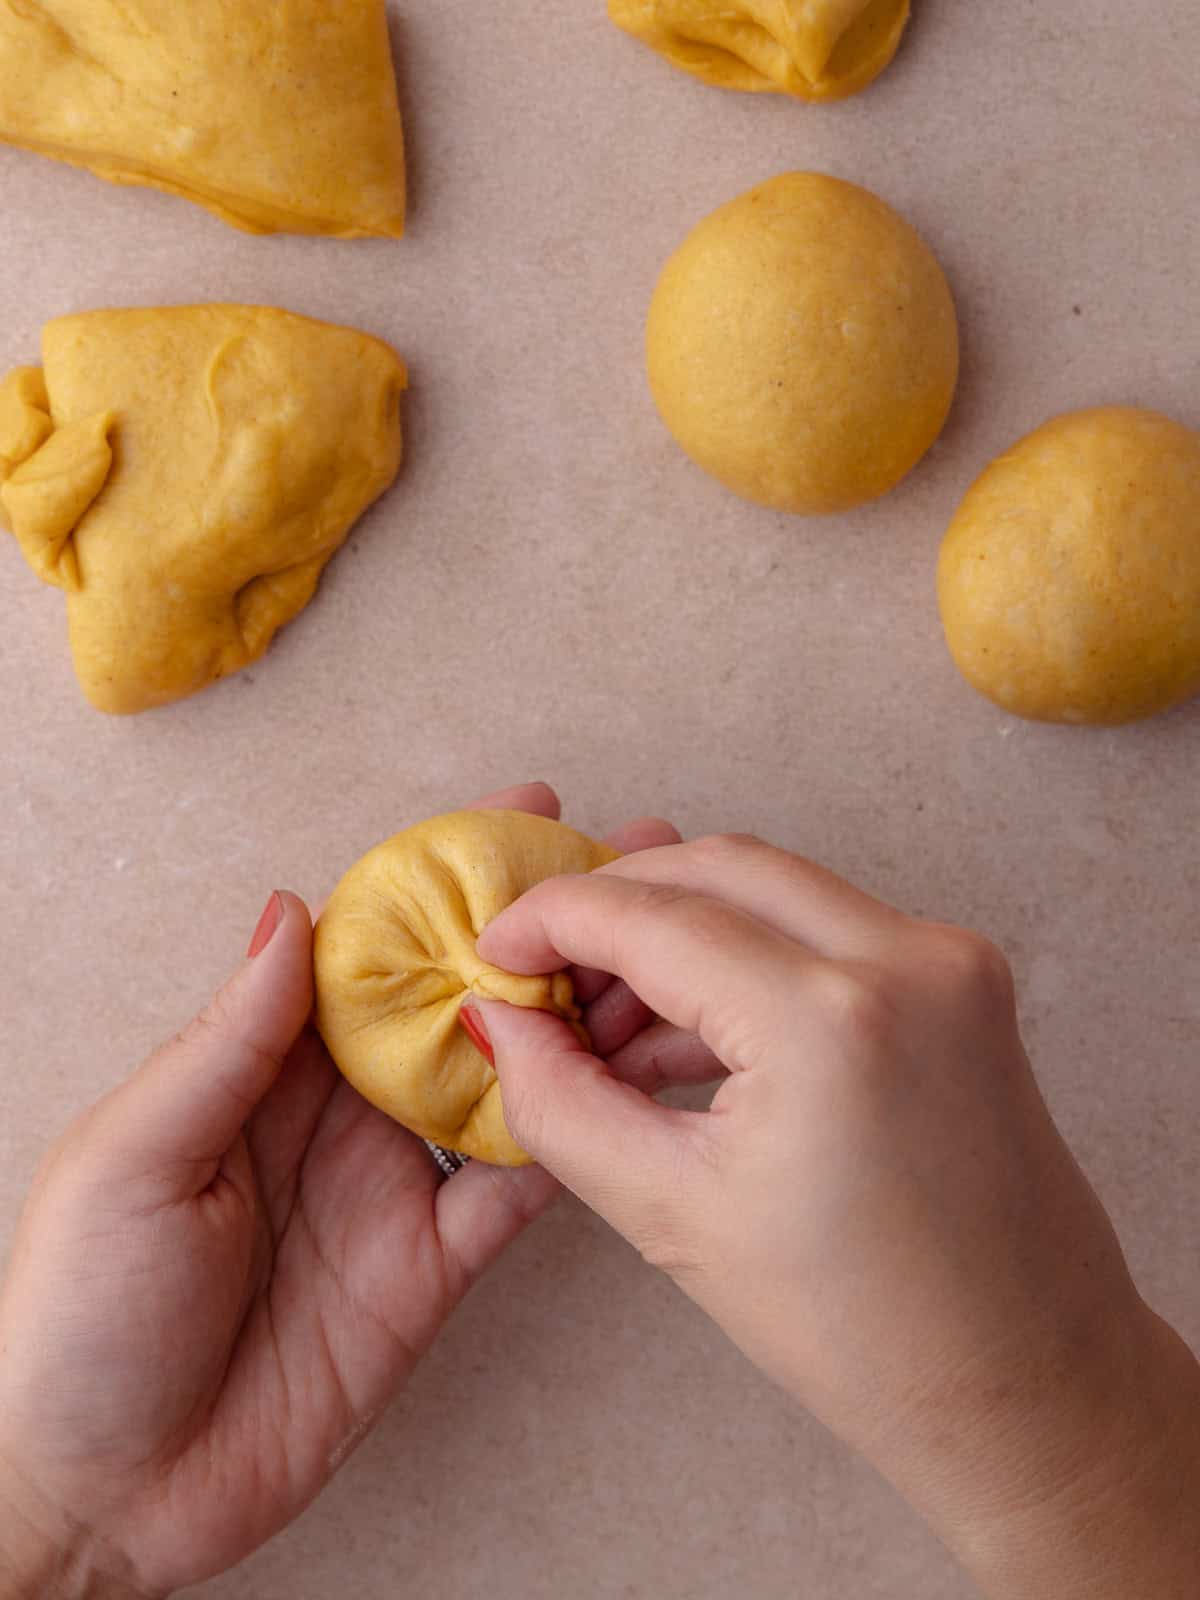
[
  {"x1": 1, "y1": 306, "x2": 406, "y2": 713},
  {"x1": 608, "y1": 0, "x2": 910, "y2": 101},
  {"x1": 0, "y1": 1, "x2": 405, "y2": 236}
]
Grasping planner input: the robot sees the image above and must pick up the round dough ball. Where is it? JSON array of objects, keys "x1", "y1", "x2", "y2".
[
  {"x1": 314, "y1": 810, "x2": 618, "y2": 1165},
  {"x1": 937, "y1": 407, "x2": 1200, "y2": 725},
  {"x1": 646, "y1": 172, "x2": 959, "y2": 515}
]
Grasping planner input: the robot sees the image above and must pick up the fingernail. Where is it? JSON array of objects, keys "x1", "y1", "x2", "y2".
[
  {"x1": 459, "y1": 1003, "x2": 496, "y2": 1066},
  {"x1": 247, "y1": 892, "x2": 284, "y2": 959}
]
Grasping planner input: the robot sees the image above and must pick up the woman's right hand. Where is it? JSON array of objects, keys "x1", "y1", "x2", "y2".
[{"x1": 473, "y1": 833, "x2": 1200, "y2": 1600}]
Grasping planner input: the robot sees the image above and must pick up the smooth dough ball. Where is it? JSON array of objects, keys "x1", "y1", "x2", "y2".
[
  {"x1": 314, "y1": 811, "x2": 619, "y2": 1166},
  {"x1": 608, "y1": 0, "x2": 910, "y2": 102},
  {"x1": 937, "y1": 407, "x2": 1200, "y2": 725},
  {"x1": 647, "y1": 173, "x2": 959, "y2": 515}
]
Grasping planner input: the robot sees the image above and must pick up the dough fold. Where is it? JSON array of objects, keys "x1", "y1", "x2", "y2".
[
  {"x1": 315, "y1": 811, "x2": 621, "y2": 1166},
  {"x1": 2, "y1": 306, "x2": 406, "y2": 713},
  {"x1": 0, "y1": 368, "x2": 112, "y2": 590},
  {"x1": 0, "y1": 1, "x2": 406, "y2": 236},
  {"x1": 608, "y1": 0, "x2": 910, "y2": 101}
]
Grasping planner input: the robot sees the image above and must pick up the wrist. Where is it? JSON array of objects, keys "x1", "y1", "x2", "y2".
[
  {"x1": 907, "y1": 1302, "x2": 1200, "y2": 1600},
  {"x1": 0, "y1": 1453, "x2": 151, "y2": 1600}
]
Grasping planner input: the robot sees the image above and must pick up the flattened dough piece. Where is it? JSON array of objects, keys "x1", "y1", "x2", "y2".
[
  {"x1": 0, "y1": 306, "x2": 405, "y2": 713},
  {"x1": 0, "y1": 1, "x2": 405, "y2": 236},
  {"x1": 315, "y1": 811, "x2": 621, "y2": 1166},
  {"x1": 608, "y1": 0, "x2": 910, "y2": 101}
]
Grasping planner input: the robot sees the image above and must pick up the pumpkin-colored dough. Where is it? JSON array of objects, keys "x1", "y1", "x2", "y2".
[
  {"x1": 0, "y1": 1, "x2": 405, "y2": 237},
  {"x1": 608, "y1": 0, "x2": 910, "y2": 101},
  {"x1": 0, "y1": 306, "x2": 405, "y2": 714},
  {"x1": 315, "y1": 811, "x2": 620, "y2": 1166},
  {"x1": 937, "y1": 407, "x2": 1200, "y2": 726},
  {"x1": 647, "y1": 173, "x2": 958, "y2": 515}
]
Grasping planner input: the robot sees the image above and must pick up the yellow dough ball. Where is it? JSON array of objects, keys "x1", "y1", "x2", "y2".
[
  {"x1": 646, "y1": 173, "x2": 959, "y2": 515},
  {"x1": 608, "y1": 0, "x2": 910, "y2": 102},
  {"x1": 314, "y1": 810, "x2": 619, "y2": 1166},
  {"x1": 937, "y1": 407, "x2": 1200, "y2": 725}
]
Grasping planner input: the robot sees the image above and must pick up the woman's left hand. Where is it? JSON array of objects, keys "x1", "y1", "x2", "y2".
[{"x1": 0, "y1": 782, "x2": 678, "y2": 1600}]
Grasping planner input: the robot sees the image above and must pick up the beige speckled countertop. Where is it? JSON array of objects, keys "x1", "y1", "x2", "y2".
[{"x1": 2, "y1": 3, "x2": 1197, "y2": 1596}]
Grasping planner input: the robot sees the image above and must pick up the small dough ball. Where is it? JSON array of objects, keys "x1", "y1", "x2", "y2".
[
  {"x1": 608, "y1": 0, "x2": 910, "y2": 103},
  {"x1": 314, "y1": 810, "x2": 619, "y2": 1166},
  {"x1": 937, "y1": 407, "x2": 1200, "y2": 725},
  {"x1": 647, "y1": 173, "x2": 959, "y2": 515}
]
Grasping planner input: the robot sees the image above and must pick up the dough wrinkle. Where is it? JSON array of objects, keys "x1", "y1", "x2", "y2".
[
  {"x1": 610, "y1": 0, "x2": 908, "y2": 101},
  {"x1": 0, "y1": 369, "x2": 113, "y2": 591},
  {"x1": 0, "y1": 366, "x2": 53, "y2": 480}
]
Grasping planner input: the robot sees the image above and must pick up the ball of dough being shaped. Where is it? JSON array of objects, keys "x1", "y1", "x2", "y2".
[
  {"x1": 647, "y1": 173, "x2": 959, "y2": 515},
  {"x1": 608, "y1": 0, "x2": 910, "y2": 103},
  {"x1": 937, "y1": 407, "x2": 1200, "y2": 726},
  {"x1": 314, "y1": 811, "x2": 620, "y2": 1166}
]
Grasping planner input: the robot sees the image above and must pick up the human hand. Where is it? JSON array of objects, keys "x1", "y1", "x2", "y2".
[
  {"x1": 0, "y1": 783, "x2": 678, "y2": 1600},
  {"x1": 473, "y1": 833, "x2": 1200, "y2": 1600}
]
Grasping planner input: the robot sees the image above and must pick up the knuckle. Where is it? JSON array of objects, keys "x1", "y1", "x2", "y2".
[
  {"x1": 614, "y1": 880, "x2": 706, "y2": 962},
  {"x1": 625, "y1": 879, "x2": 695, "y2": 920},
  {"x1": 923, "y1": 926, "x2": 1015, "y2": 1013},
  {"x1": 183, "y1": 994, "x2": 234, "y2": 1051},
  {"x1": 689, "y1": 831, "x2": 766, "y2": 865},
  {"x1": 476, "y1": 1162, "x2": 547, "y2": 1237},
  {"x1": 175, "y1": 992, "x2": 281, "y2": 1107},
  {"x1": 806, "y1": 966, "x2": 898, "y2": 1049}
]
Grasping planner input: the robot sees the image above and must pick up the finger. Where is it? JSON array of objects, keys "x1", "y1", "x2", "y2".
[
  {"x1": 607, "y1": 1020, "x2": 727, "y2": 1097},
  {"x1": 469, "y1": 780, "x2": 561, "y2": 819},
  {"x1": 596, "y1": 835, "x2": 905, "y2": 960},
  {"x1": 435, "y1": 1159, "x2": 560, "y2": 1291},
  {"x1": 573, "y1": 816, "x2": 683, "y2": 1006},
  {"x1": 603, "y1": 816, "x2": 683, "y2": 854},
  {"x1": 95, "y1": 892, "x2": 314, "y2": 1197},
  {"x1": 476, "y1": 999, "x2": 706, "y2": 1240},
  {"x1": 584, "y1": 978, "x2": 656, "y2": 1058},
  {"x1": 571, "y1": 967, "x2": 618, "y2": 1006},
  {"x1": 477, "y1": 874, "x2": 807, "y2": 1060},
  {"x1": 246, "y1": 1026, "x2": 340, "y2": 1235}
]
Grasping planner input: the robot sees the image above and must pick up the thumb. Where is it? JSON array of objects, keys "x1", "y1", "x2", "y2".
[
  {"x1": 94, "y1": 891, "x2": 314, "y2": 1192},
  {"x1": 476, "y1": 998, "x2": 703, "y2": 1256}
]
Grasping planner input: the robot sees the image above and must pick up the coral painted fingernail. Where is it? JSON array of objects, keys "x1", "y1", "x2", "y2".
[
  {"x1": 459, "y1": 1004, "x2": 495, "y2": 1065},
  {"x1": 247, "y1": 892, "x2": 284, "y2": 959}
]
